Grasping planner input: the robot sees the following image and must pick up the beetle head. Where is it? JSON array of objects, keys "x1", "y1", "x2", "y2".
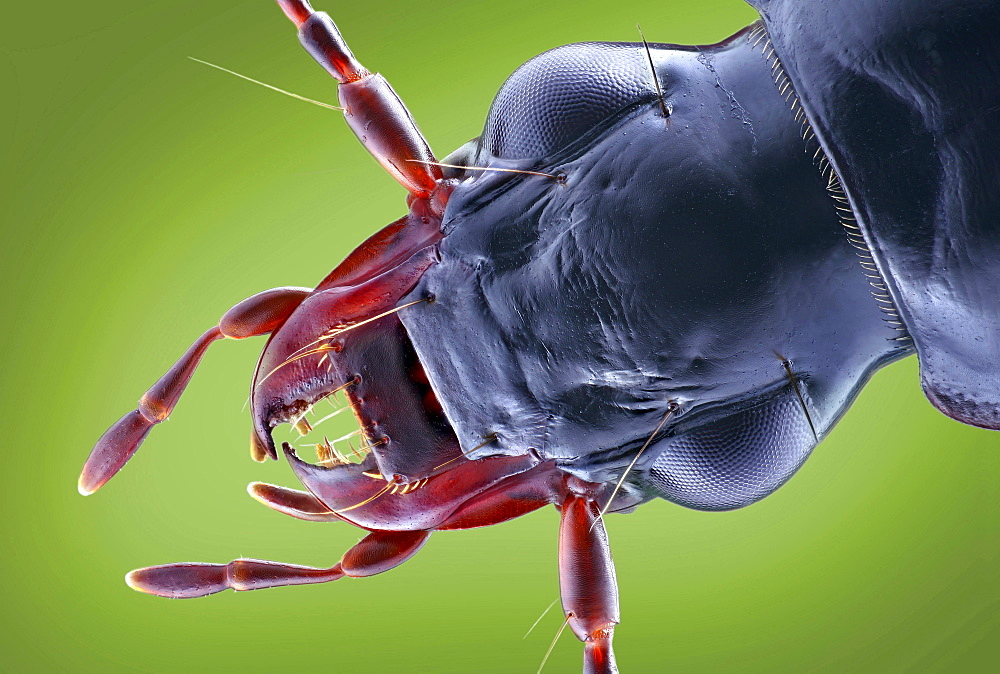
[{"x1": 398, "y1": 30, "x2": 914, "y2": 510}]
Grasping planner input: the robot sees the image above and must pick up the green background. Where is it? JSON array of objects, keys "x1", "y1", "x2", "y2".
[{"x1": 2, "y1": 1, "x2": 996, "y2": 672}]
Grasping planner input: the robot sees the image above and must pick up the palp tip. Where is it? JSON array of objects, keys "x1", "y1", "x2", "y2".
[
  {"x1": 77, "y1": 473, "x2": 98, "y2": 496},
  {"x1": 124, "y1": 569, "x2": 144, "y2": 592},
  {"x1": 247, "y1": 481, "x2": 268, "y2": 502},
  {"x1": 124, "y1": 563, "x2": 229, "y2": 599}
]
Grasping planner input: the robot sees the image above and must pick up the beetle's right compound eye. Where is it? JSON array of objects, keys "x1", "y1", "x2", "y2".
[{"x1": 481, "y1": 42, "x2": 661, "y2": 160}]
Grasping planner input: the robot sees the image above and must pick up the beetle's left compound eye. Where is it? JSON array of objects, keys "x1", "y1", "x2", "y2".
[
  {"x1": 645, "y1": 391, "x2": 817, "y2": 511},
  {"x1": 481, "y1": 42, "x2": 662, "y2": 159}
]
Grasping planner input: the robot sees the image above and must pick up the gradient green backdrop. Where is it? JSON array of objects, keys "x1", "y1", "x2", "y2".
[{"x1": 2, "y1": 1, "x2": 996, "y2": 672}]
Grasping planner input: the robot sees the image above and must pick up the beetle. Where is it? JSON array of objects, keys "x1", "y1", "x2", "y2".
[{"x1": 79, "y1": 0, "x2": 999, "y2": 671}]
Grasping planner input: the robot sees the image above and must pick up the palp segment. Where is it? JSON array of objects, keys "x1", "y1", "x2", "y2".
[
  {"x1": 277, "y1": 0, "x2": 442, "y2": 196},
  {"x1": 78, "y1": 286, "x2": 311, "y2": 495}
]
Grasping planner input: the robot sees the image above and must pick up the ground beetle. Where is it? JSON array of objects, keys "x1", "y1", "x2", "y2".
[{"x1": 80, "y1": 1, "x2": 999, "y2": 671}]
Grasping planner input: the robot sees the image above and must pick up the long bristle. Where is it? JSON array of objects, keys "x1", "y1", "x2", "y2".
[
  {"x1": 524, "y1": 599, "x2": 559, "y2": 639},
  {"x1": 537, "y1": 612, "x2": 572, "y2": 674},
  {"x1": 432, "y1": 434, "x2": 498, "y2": 471},
  {"x1": 637, "y1": 25, "x2": 670, "y2": 121},
  {"x1": 408, "y1": 160, "x2": 564, "y2": 181},
  {"x1": 593, "y1": 402, "x2": 677, "y2": 529},
  {"x1": 188, "y1": 57, "x2": 344, "y2": 111},
  {"x1": 777, "y1": 355, "x2": 818, "y2": 442}
]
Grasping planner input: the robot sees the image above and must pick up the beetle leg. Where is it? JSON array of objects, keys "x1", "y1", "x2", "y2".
[
  {"x1": 275, "y1": 0, "x2": 442, "y2": 197},
  {"x1": 247, "y1": 481, "x2": 346, "y2": 523},
  {"x1": 559, "y1": 478, "x2": 620, "y2": 674},
  {"x1": 79, "y1": 287, "x2": 311, "y2": 495},
  {"x1": 125, "y1": 530, "x2": 429, "y2": 598}
]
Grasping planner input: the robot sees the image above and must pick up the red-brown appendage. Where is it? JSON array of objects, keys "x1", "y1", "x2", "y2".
[
  {"x1": 248, "y1": 481, "x2": 344, "y2": 522},
  {"x1": 80, "y1": 288, "x2": 310, "y2": 495},
  {"x1": 437, "y1": 467, "x2": 560, "y2": 530},
  {"x1": 125, "y1": 529, "x2": 433, "y2": 598},
  {"x1": 559, "y1": 478, "x2": 621, "y2": 674},
  {"x1": 341, "y1": 530, "x2": 430, "y2": 577},
  {"x1": 275, "y1": 0, "x2": 442, "y2": 196},
  {"x1": 126, "y1": 559, "x2": 345, "y2": 599},
  {"x1": 276, "y1": 0, "x2": 313, "y2": 28}
]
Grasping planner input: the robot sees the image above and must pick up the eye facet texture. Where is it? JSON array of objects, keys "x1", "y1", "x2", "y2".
[
  {"x1": 481, "y1": 42, "x2": 657, "y2": 159},
  {"x1": 648, "y1": 394, "x2": 816, "y2": 511}
]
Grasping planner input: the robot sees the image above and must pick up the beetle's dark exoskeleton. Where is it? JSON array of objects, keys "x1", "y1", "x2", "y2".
[{"x1": 80, "y1": 0, "x2": 999, "y2": 671}]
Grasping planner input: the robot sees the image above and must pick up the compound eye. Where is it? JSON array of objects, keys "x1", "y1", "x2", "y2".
[
  {"x1": 481, "y1": 42, "x2": 658, "y2": 160},
  {"x1": 646, "y1": 391, "x2": 818, "y2": 511}
]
